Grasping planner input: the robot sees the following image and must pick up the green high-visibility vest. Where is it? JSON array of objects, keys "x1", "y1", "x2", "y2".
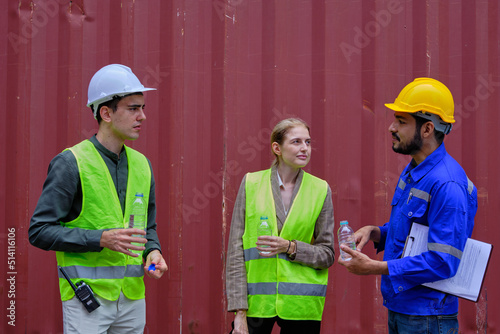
[
  {"x1": 243, "y1": 168, "x2": 329, "y2": 321},
  {"x1": 56, "y1": 140, "x2": 151, "y2": 301}
]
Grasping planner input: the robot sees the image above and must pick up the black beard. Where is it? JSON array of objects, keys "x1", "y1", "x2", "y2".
[{"x1": 392, "y1": 130, "x2": 423, "y2": 155}]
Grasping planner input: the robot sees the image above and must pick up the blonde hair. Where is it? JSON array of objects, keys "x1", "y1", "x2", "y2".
[{"x1": 270, "y1": 118, "x2": 310, "y2": 167}]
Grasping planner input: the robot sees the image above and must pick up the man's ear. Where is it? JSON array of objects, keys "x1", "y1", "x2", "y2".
[
  {"x1": 421, "y1": 121, "x2": 435, "y2": 138},
  {"x1": 99, "y1": 106, "x2": 112, "y2": 123}
]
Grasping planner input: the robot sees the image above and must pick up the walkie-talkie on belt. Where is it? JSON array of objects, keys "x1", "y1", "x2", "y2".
[{"x1": 58, "y1": 266, "x2": 101, "y2": 313}]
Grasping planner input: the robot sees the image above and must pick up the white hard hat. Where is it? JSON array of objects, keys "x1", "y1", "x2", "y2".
[{"x1": 87, "y1": 64, "x2": 156, "y2": 118}]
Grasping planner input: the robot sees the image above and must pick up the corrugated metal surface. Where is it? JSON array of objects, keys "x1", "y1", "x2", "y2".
[{"x1": 1, "y1": 0, "x2": 498, "y2": 332}]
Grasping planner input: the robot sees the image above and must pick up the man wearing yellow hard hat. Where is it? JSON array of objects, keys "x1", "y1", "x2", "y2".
[{"x1": 339, "y1": 78, "x2": 478, "y2": 333}]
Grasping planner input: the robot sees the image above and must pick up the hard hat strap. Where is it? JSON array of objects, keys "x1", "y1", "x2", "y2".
[{"x1": 414, "y1": 111, "x2": 452, "y2": 135}]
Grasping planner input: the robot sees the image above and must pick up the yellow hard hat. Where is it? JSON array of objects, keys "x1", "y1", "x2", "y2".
[{"x1": 385, "y1": 78, "x2": 455, "y2": 124}]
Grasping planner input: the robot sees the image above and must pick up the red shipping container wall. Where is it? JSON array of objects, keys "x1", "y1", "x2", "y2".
[{"x1": 1, "y1": 1, "x2": 498, "y2": 333}]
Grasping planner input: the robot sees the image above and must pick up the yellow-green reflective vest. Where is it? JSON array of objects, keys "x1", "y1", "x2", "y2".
[
  {"x1": 243, "y1": 169, "x2": 329, "y2": 321},
  {"x1": 56, "y1": 140, "x2": 151, "y2": 301}
]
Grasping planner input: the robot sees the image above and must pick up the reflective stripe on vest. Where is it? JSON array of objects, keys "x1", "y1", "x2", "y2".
[
  {"x1": 243, "y1": 169, "x2": 329, "y2": 321},
  {"x1": 247, "y1": 282, "x2": 327, "y2": 297},
  {"x1": 57, "y1": 264, "x2": 144, "y2": 280},
  {"x1": 56, "y1": 140, "x2": 151, "y2": 301}
]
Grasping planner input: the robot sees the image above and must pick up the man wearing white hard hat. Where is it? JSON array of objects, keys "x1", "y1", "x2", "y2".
[{"x1": 29, "y1": 64, "x2": 168, "y2": 333}]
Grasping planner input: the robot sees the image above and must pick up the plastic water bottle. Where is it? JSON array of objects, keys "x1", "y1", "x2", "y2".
[
  {"x1": 129, "y1": 192, "x2": 146, "y2": 254},
  {"x1": 338, "y1": 220, "x2": 356, "y2": 261},
  {"x1": 257, "y1": 216, "x2": 272, "y2": 255}
]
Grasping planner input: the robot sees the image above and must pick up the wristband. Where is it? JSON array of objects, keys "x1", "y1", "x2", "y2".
[{"x1": 286, "y1": 240, "x2": 291, "y2": 253}]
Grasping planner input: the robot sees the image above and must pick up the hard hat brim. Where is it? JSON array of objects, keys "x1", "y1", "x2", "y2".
[
  {"x1": 384, "y1": 103, "x2": 412, "y2": 112},
  {"x1": 86, "y1": 87, "x2": 156, "y2": 108},
  {"x1": 385, "y1": 102, "x2": 455, "y2": 123}
]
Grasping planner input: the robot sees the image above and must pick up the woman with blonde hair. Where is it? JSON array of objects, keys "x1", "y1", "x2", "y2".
[{"x1": 226, "y1": 118, "x2": 335, "y2": 333}]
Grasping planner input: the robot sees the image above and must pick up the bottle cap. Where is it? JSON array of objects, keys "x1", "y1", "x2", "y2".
[
  {"x1": 135, "y1": 192, "x2": 144, "y2": 197},
  {"x1": 340, "y1": 220, "x2": 349, "y2": 225},
  {"x1": 148, "y1": 264, "x2": 156, "y2": 271},
  {"x1": 260, "y1": 216, "x2": 268, "y2": 220}
]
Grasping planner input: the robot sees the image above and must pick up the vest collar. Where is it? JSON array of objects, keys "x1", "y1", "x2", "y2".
[{"x1": 89, "y1": 135, "x2": 126, "y2": 162}]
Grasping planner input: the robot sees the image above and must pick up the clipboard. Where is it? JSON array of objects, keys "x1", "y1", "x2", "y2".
[{"x1": 403, "y1": 222, "x2": 493, "y2": 302}]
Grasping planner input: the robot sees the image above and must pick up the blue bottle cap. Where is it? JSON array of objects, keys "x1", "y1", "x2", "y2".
[{"x1": 148, "y1": 264, "x2": 156, "y2": 271}]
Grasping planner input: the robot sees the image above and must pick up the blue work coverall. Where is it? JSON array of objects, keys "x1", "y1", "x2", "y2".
[{"x1": 377, "y1": 143, "x2": 478, "y2": 315}]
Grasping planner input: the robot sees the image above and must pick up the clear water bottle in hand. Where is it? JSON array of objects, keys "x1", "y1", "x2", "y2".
[
  {"x1": 338, "y1": 220, "x2": 356, "y2": 261},
  {"x1": 129, "y1": 192, "x2": 146, "y2": 254},
  {"x1": 257, "y1": 216, "x2": 272, "y2": 255}
]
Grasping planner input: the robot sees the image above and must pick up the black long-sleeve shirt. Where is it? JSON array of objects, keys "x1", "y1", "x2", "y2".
[{"x1": 29, "y1": 135, "x2": 161, "y2": 258}]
